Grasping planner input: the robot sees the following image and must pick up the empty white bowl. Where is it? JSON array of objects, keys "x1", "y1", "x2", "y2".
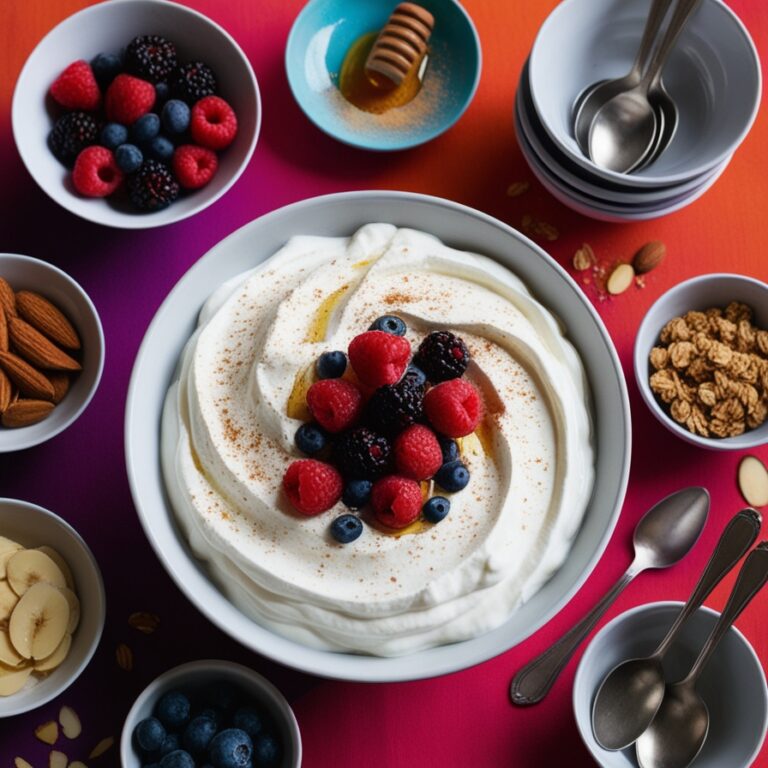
[
  {"x1": 12, "y1": 0, "x2": 260, "y2": 229},
  {"x1": 0, "y1": 498, "x2": 106, "y2": 718},
  {"x1": 529, "y1": 0, "x2": 760, "y2": 187},
  {"x1": 573, "y1": 602, "x2": 768, "y2": 768},
  {"x1": 0, "y1": 253, "x2": 104, "y2": 453},
  {"x1": 634, "y1": 273, "x2": 768, "y2": 450}
]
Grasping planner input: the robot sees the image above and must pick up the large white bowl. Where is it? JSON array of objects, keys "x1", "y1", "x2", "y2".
[
  {"x1": 529, "y1": 0, "x2": 760, "y2": 188},
  {"x1": 124, "y1": 191, "x2": 631, "y2": 682},
  {"x1": 12, "y1": 0, "x2": 260, "y2": 229}
]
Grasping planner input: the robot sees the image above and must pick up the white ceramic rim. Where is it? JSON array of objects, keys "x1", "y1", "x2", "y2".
[
  {"x1": 633, "y1": 273, "x2": 768, "y2": 450},
  {"x1": 11, "y1": 0, "x2": 262, "y2": 230},
  {"x1": 0, "y1": 497, "x2": 107, "y2": 718}
]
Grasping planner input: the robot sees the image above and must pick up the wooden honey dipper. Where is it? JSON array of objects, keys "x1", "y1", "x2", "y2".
[{"x1": 364, "y1": 3, "x2": 435, "y2": 89}]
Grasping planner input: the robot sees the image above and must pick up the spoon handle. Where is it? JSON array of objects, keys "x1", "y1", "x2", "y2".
[
  {"x1": 654, "y1": 508, "x2": 762, "y2": 658},
  {"x1": 642, "y1": 0, "x2": 702, "y2": 88},
  {"x1": 510, "y1": 563, "x2": 641, "y2": 705},
  {"x1": 685, "y1": 542, "x2": 768, "y2": 684},
  {"x1": 631, "y1": 0, "x2": 675, "y2": 78}
]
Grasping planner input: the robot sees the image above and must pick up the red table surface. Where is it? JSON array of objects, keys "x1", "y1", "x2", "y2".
[{"x1": 1, "y1": 0, "x2": 767, "y2": 766}]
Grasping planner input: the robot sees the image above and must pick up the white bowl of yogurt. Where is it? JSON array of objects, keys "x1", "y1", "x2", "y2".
[{"x1": 125, "y1": 191, "x2": 631, "y2": 681}]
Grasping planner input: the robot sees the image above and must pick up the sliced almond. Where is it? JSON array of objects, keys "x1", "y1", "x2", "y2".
[
  {"x1": 9, "y1": 583, "x2": 70, "y2": 660},
  {"x1": 8, "y1": 318, "x2": 81, "y2": 372},
  {"x1": 49, "y1": 374, "x2": 70, "y2": 405},
  {"x1": 2, "y1": 400, "x2": 55, "y2": 428},
  {"x1": 14, "y1": 758, "x2": 33, "y2": 768},
  {"x1": 607, "y1": 263, "x2": 635, "y2": 295},
  {"x1": 128, "y1": 611, "x2": 160, "y2": 634},
  {"x1": 116, "y1": 643, "x2": 133, "y2": 671},
  {"x1": 0, "y1": 352, "x2": 55, "y2": 400},
  {"x1": 506, "y1": 181, "x2": 530, "y2": 198},
  {"x1": 7, "y1": 550, "x2": 67, "y2": 597},
  {"x1": 34, "y1": 721, "x2": 59, "y2": 746},
  {"x1": 69, "y1": 763, "x2": 88, "y2": 768},
  {"x1": 34, "y1": 633, "x2": 71, "y2": 673},
  {"x1": 88, "y1": 737, "x2": 114, "y2": 759},
  {"x1": 15, "y1": 292, "x2": 81, "y2": 351},
  {"x1": 0, "y1": 278, "x2": 17, "y2": 317},
  {"x1": 59, "y1": 705, "x2": 82, "y2": 739},
  {"x1": 738, "y1": 455, "x2": 768, "y2": 507},
  {"x1": 573, "y1": 243, "x2": 595, "y2": 271},
  {"x1": 49, "y1": 752, "x2": 68, "y2": 768},
  {"x1": 0, "y1": 664, "x2": 32, "y2": 696}
]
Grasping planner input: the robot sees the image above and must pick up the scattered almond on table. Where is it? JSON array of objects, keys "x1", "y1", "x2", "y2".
[
  {"x1": 116, "y1": 642, "x2": 133, "y2": 671},
  {"x1": 632, "y1": 240, "x2": 666, "y2": 274},
  {"x1": 128, "y1": 610, "x2": 160, "y2": 634},
  {"x1": 606, "y1": 263, "x2": 635, "y2": 295},
  {"x1": 49, "y1": 751, "x2": 68, "y2": 768},
  {"x1": 572, "y1": 243, "x2": 595, "y2": 271},
  {"x1": 88, "y1": 736, "x2": 115, "y2": 759},
  {"x1": 34, "y1": 721, "x2": 59, "y2": 745},
  {"x1": 506, "y1": 180, "x2": 530, "y2": 198},
  {"x1": 738, "y1": 455, "x2": 768, "y2": 507},
  {"x1": 59, "y1": 705, "x2": 82, "y2": 739}
]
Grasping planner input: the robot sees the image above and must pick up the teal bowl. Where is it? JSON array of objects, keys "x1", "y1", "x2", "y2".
[{"x1": 285, "y1": 0, "x2": 481, "y2": 150}]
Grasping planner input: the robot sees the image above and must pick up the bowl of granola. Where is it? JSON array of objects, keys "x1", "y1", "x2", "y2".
[{"x1": 635, "y1": 274, "x2": 768, "y2": 450}]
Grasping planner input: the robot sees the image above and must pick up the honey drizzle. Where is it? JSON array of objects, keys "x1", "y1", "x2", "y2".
[{"x1": 305, "y1": 284, "x2": 349, "y2": 343}]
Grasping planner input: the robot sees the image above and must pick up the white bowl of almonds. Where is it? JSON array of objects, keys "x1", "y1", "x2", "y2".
[
  {"x1": 0, "y1": 497, "x2": 105, "y2": 717},
  {"x1": 635, "y1": 273, "x2": 768, "y2": 450},
  {"x1": 0, "y1": 253, "x2": 104, "y2": 452}
]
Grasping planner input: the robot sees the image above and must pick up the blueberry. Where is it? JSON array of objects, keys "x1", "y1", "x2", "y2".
[
  {"x1": 209, "y1": 728, "x2": 253, "y2": 768},
  {"x1": 435, "y1": 461, "x2": 470, "y2": 492},
  {"x1": 115, "y1": 143, "x2": 143, "y2": 173},
  {"x1": 182, "y1": 715, "x2": 217, "y2": 755},
  {"x1": 204, "y1": 681, "x2": 241, "y2": 712},
  {"x1": 154, "y1": 690, "x2": 191, "y2": 730},
  {"x1": 134, "y1": 717, "x2": 166, "y2": 753},
  {"x1": 342, "y1": 479, "x2": 372, "y2": 509},
  {"x1": 91, "y1": 52, "x2": 122, "y2": 88},
  {"x1": 438, "y1": 436, "x2": 459, "y2": 465},
  {"x1": 368, "y1": 315, "x2": 406, "y2": 336},
  {"x1": 100, "y1": 122, "x2": 128, "y2": 150},
  {"x1": 162, "y1": 99, "x2": 191, "y2": 135},
  {"x1": 232, "y1": 707, "x2": 263, "y2": 739},
  {"x1": 146, "y1": 135, "x2": 175, "y2": 162},
  {"x1": 253, "y1": 733, "x2": 281, "y2": 767},
  {"x1": 132, "y1": 113, "x2": 161, "y2": 143},
  {"x1": 295, "y1": 423, "x2": 326, "y2": 455},
  {"x1": 404, "y1": 365, "x2": 426, "y2": 387},
  {"x1": 155, "y1": 82, "x2": 170, "y2": 106},
  {"x1": 159, "y1": 750, "x2": 195, "y2": 768},
  {"x1": 159, "y1": 733, "x2": 181, "y2": 757},
  {"x1": 423, "y1": 496, "x2": 451, "y2": 523},
  {"x1": 316, "y1": 350, "x2": 347, "y2": 379},
  {"x1": 197, "y1": 706, "x2": 222, "y2": 725},
  {"x1": 331, "y1": 514, "x2": 363, "y2": 544}
]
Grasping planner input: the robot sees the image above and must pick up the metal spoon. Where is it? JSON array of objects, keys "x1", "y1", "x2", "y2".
[
  {"x1": 636, "y1": 542, "x2": 768, "y2": 768},
  {"x1": 573, "y1": 0, "x2": 673, "y2": 155},
  {"x1": 592, "y1": 508, "x2": 761, "y2": 750},
  {"x1": 510, "y1": 487, "x2": 710, "y2": 706},
  {"x1": 588, "y1": 0, "x2": 701, "y2": 174}
]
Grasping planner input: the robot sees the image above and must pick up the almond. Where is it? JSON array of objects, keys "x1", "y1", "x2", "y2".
[
  {"x1": 16, "y1": 292, "x2": 81, "y2": 351},
  {"x1": 506, "y1": 181, "x2": 530, "y2": 198},
  {"x1": 1, "y1": 400, "x2": 54, "y2": 428},
  {"x1": 0, "y1": 278, "x2": 17, "y2": 317},
  {"x1": 8, "y1": 318, "x2": 81, "y2": 372},
  {"x1": 632, "y1": 241, "x2": 666, "y2": 274},
  {"x1": 128, "y1": 611, "x2": 160, "y2": 634},
  {"x1": 0, "y1": 352, "x2": 55, "y2": 400},
  {"x1": 573, "y1": 243, "x2": 595, "y2": 271},
  {"x1": 49, "y1": 374, "x2": 70, "y2": 405},
  {"x1": 116, "y1": 643, "x2": 133, "y2": 671},
  {"x1": 607, "y1": 263, "x2": 635, "y2": 295},
  {"x1": 0, "y1": 369, "x2": 10, "y2": 413},
  {"x1": 88, "y1": 737, "x2": 115, "y2": 759},
  {"x1": 0, "y1": 308, "x2": 7, "y2": 352}
]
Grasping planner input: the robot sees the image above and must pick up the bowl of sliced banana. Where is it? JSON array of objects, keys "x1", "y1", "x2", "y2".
[{"x1": 0, "y1": 497, "x2": 105, "y2": 716}]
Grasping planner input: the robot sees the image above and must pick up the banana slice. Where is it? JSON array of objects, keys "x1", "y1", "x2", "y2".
[
  {"x1": 7, "y1": 550, "x2": 66, "y2": 597},
  {"x1": 0, "y1": 629, "x2": 24, "y2": 666},
  {"x1": 0, "y1": 580, "x2": 19, "y2": 622},
  {"x1": 37, "y1": 547, "x2": 74, "y2": 590},
  {"x1": 58, "y1": 588, "x2": 80, "y2": 635},
  {"x1": 9, "y1": 582, "x2": 70, "y2": 660},
  {"x1": 34, "y1": 633, "x2": 71, "y2": 673},
  {"x1": 0, "y1": 664, "x2": 32, "y2": 696},
  {"x1": 0, "y1": 536, "x2": 23, "y2": 579}
]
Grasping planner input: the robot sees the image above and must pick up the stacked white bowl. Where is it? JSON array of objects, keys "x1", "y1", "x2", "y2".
[{"x1": 516, "y1": 0, "x2": 761, "y2": 222}]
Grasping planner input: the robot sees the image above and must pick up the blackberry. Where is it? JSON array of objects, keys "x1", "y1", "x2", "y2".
[
  {"x1": 332, "y1": 428, "x2": 391, "y2": 480},
  {"x1": 48, "y1": 112, "x2": 99, "y2": 167},
  {"x1": 413, "y1": 331, "x2": 470, "y2": 383},
  {"x1": 127, "y1": 160, "x2": 180, "y2": 212},
  {"x1": 366, "y1": 377, "x2": 424, "y2": 436},
  {"x1": 125, "y1": 35, "x2": 178, "y2": 83},
  {"x1": 171, "y1": 61, "x2": 217, "y2": 102}
]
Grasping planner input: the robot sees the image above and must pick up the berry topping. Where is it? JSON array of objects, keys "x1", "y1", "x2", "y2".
[
  {"x1": 72, "y1": 146, "x2": 123, "y2": 197},
  {"x1": 404, "y1": 365, "x2": 426, "y2": 387},
  {"x1": 424, "y1": 378, "x2": 483, "y2": 437},
  {"x1": 182, "y1": 715, "x2": 217, "y2": 756},
  {"x1": 348, "y1": 330, "x2": 410, "y2": 388},
  {"x1": 154, "y1": 81, "x2": 170, "y2": 106},
  {"x1": 294, "y1": 423, "x2": 326, "y2": 455},
  {"x1": 135, "y1": 717, "x2": 166, "y2": 752},
  {"x1": 115, "y1": 143, "x2": 143, "y2": 173},
  {"x1": 208, "y1": 729, "x2": 253, "y2": 768},
  {"x1": 435, "y1": 461, "x2": 470, "y2": 493},
  {"x1": 171, "y1": 61, "x2": 218, "y2": 102},
  {"x1": 282, "y1": 459, "x2": 342, "y2": 516},
  {"x1": 48, "y1": 112, "x2": 99, "y2": 167},
  {"x1": 371, "y1": 476, "x2": 422, "y2": 529},
  {"x1": 394, "y1": 425, "x2": 442, "y2": 480},
  {"x1": 368, "y1": 315, "x2": 407, "y2": 336},
  {"x1": 438, "y1": 435, "x2": 459, "y2": 464},
  {"x1": 105, "y1": 74, "x2": 155, "y2": 125},
  {"x1": 162, "y1": 99, "x2": 191, "y2": 135},
  {"x1": 423, "y1": 496, "x2": 451, "y2": 523},
  {"x1": 330, "y1": 514, "x2": 363, "y2": 544},
  {"x1": 125, "y1": 35, "x2": 178, "y2": 83},
  {"x1": 100, "y1": 122, "x2": 128, "y2": 150},
  {"x1": 414, "y1": 330, "x2": 470, "y2": 383},
  {"x1": 155, "y1": 690, "x2": 191, "y2": 730},
  {"x1": 333, "y1": 427, "x2": 391, "y2": 480},
  {"x1": 316, "y1": 350, "x2": 347, "y2": 379},
  {"x1": 366, "y1": 375, "x2": 424, "y2": 436},
  {"x1": 90, "y1": 52, "x2": 122, "y2": 89},
  {"x1": 161, "y1": 749, "x2": 194, "y2": 768},
  {"x1": 131, "y1": 112, "x2": 161, "y2": 143},
  {"x1": 342, "y1": 479, "x2": 372, "y2": 509},
  {"x1": 49, "y1": 60, "x2": 101, "y2": 111},
  {"x1": 147, "y1": 135, "x2": 175, "y2": 162},
  {"x1": 306, "y1": 378, "x2": 362, "y2": 433},
  {"x1": 173, "y1": 144, "x2": 218, "y2": 189},
  {"x1": 254, "y1": 733, "x2": 281, "y2": 766},
  {"x1": 127, "y1": 159, "x2": 180, "y2": 211},
  {"x1": 190, "y1": 95, "x2": 238, "y2": 151}
]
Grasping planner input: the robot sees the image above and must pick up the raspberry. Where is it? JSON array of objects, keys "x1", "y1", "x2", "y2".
[
  {"x1": 366, "y1": 375, "x2": 424, "y2": 436},
  {"x1": 105, "y1": 74, "x2": 156, "y2": 125},
  {"x1": 125, "y1": 35, "x2": 177, "y2": 83},
  {"x1": 190, "y1": 96, "x2": 238, "y2": 150},
  {"x1": 127, "y1": 159, "x2": 180, "y2": 211},
  {"x1": 424, "y1": 379, "x2": 483, "y2": 437},
  {"x1": 72, "y1": 146, "x2": 123, "y2": 197},
  {"x1": 332, "y1": 427, "x2": 391, "y2": 480},
  {"x1": 173, "y1": 145, "x2": 218, "y2": 189},
  {"x1": 306, "y1": 379, "x2": 362, "y2": 433},
  {"x1": 371, "y1": 476, "x2": 422, "y2": 529},
  {"x1": 283, "y1": 460, "x2": 342, "y2": 516},
  {"x1": 48, "y1": 112, "x2": 99, "y2": 167},
  {"x1": 171, "y1": 61, "x2": 218, "y2": 102},
  {"x1": 413, "y1": 331, "x2": 470, "y2": 383},
  {"x1": 49, "y1": 60, "x2": 100, "y2": 111},
  {"x1": 348, "y1": 331, "x2": 410, "y2": 389},
  {"x1": 394, "y1": 425, "x2": 442, "y2": 480}
]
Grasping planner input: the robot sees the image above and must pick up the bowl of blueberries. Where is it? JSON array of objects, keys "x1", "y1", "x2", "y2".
[{"x1": 120, "y1": 659, "x2": 301, "y2": 768}]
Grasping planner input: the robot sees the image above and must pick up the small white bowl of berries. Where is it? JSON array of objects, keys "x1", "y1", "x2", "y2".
[{"x1": 12, "y1": 0, "x2": 260, "y2": 228}]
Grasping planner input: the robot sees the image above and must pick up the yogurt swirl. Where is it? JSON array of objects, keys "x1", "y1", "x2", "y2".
[{"x1": 162, "y1": 224, "x2": 594, "y2": 656}]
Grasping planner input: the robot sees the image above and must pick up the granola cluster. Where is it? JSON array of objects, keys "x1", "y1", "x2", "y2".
[{"x1": 649, "y1": 302, "x2": 768, "y2": 438}]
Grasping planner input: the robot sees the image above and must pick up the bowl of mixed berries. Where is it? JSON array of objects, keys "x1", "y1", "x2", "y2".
[{"x1": 12, "y1": 0, "x2": 260, "y2": 228}]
